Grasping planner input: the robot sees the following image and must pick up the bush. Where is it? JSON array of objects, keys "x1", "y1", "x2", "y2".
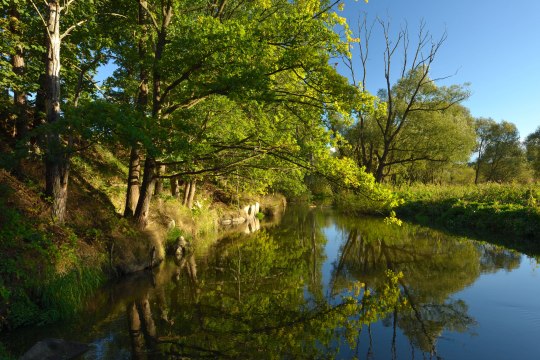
[{"x1": 333, "y1": 190, "x2": 396, "y2": 216}]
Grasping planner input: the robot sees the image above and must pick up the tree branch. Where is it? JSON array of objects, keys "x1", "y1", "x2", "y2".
[{"x1": 60, "y1": 19, "x2": 87, "y2": 40}]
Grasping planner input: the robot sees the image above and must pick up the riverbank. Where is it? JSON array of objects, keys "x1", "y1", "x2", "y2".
[
  {"x1": 334, "y1": 183, "x2": 540, "y2": 255},
  {"x1": 0, "y1": 144, "x2": 283, "y2": 334},
  {"x1": 395, "y1": 183, "x2": 540, "y2": 251},
  {"x1": 3, "y1": 205, "x2": 538, "y2": 359}
]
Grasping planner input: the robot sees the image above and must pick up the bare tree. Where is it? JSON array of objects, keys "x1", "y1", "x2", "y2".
[{"x1": 348, "y1": 16, "x2": 469, "y2": 182}]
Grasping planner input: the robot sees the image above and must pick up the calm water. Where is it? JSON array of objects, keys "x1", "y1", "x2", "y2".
[{"x1": 3, "y1": 206, "x2": 540, "y2": 359}]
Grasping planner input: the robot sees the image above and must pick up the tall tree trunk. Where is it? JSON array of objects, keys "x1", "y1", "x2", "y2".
[
  {"x1": 124, "y1": 146, "x2": 141, "y2": 217},
  {"x1": 44, "y1": 1, "x2": 69, "y2": 224},
  {"x1": 374, "y1": 144, "x2": 391, "y2": 183},
  {"x1": 375, "y1": 159, "x2": 385, "y2": 183},
  {"x1": 127, "y1": 303, "x2": 144, "y2": 360},
  {"x1": 187, "y1": 180, "x2": 196, "y2": 209},
  {"x1": 133, "y1": 0, "x2": 172, "y2": 228},
  {"x1": 139, "y1": 296, "x2": 156, "y2": 338},
  {"x1": 45, "y1": 157, "x2": 69, "y2": 223},
  {"x1": 134, "y1": 156, "x2": 156, "y2": 228},
  {"x1": 124, "y1": 0, "x2": 149, "y2": 218},
  {"x1": 10, "y1": 3, "x2": 28, "y2": 140}
]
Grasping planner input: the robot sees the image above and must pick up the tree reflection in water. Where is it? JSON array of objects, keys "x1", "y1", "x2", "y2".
[
  {"x1": 329, "y1": 215, "x2": 519, "y2": 359},
  {"x1": 91, "y1": 207, "x2": 523, "y2": 359}
]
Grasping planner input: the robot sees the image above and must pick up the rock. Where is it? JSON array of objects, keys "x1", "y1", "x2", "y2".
[
  {"x1": 254, "y1": 202, "x2": 260, "y2": 214},
  {"x1": 21, "y1": 338, "x2": 89, "y2": 360},
  {"x1": 243, "y1": 218, "x2": 261, "y2": 234},
  {"x1": 242, "y1": 203, "x2": 259, "y2": 220},
  {"x1": 167, "y1": 219, "x2": 176, "y2": 230},
  {"x1": 232, "y1": 216, "x2": 246, "y2": 224},
  {"x1": 174, "y1": 236, "x2": 188, "y2": 259},
  {"x1": 177, "y1": 235, "x2": 187, "y2": 248},
  {"x1": 221, "y1": 219, "x2": 232, "y2": 225}
]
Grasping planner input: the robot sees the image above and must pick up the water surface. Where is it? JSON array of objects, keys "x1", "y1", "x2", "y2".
[{"x1": 4, "y1": 206, "x2": 540, "y2": 359}]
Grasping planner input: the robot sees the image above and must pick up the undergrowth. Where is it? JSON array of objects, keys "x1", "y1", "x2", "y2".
[
  {"x1": 395, "y1": 183, "x2": 540, "y2": 243},
  {"x1": 0, "y1": 182, "x2": 104, "y2": 331}
]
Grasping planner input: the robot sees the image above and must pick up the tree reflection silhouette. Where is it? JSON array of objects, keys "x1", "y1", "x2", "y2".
[{"x1": 113, "y1": 209, "x2": 523, "y2": 359}]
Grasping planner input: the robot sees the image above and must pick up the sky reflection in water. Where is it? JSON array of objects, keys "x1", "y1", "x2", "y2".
[{"x1": 4, "y1": 206, "x2": 539, "y2": 359}]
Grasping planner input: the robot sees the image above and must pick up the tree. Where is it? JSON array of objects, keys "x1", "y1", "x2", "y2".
[
  {"x1": 36, "y1": 0, "x2": 109, "y2": 224},
  {"x1": 100, "y1": 0, "x2": 381, "y2": 228},
  {"x1": 344, "y1": 17, "x2": 470, "y2": 183},
  {"x1": 473, "y1": 118, "x2": 526, "y2": 183},
  {"x1": 473, "y1": 117, "x2": 495, "y2": 184},
  {"x1": 525, "y1": 126, "x2": 540, "y2": 180}
]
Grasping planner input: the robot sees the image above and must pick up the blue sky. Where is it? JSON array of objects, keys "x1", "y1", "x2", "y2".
[{"x1": 339, "y1": 0, "x2": 540, "y2": 138}]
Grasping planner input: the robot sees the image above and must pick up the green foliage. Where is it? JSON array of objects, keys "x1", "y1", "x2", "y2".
[
  {"x1": 396, "y1": 183, "x2": 540, "y2": 245},
  {"x1": 0, "y1": 342, "x2": 14, "y2": 360},
  {"x1": 473, "y1": 118, "x2": 529, "y2": 183},
  {"x1": 38, "y1": 266, "x2": 104, "y2": 322},
  {"x1": 158, "y1": 221, "x2": 405, "y2": 358},
  {"x1": 340, "y1": 19, "x2": 473, "y2": 184},
  {"x1": 334, "y1": 189, "x2": 399, "y2": 215},
  {"x1": 525, "y1": 126, "x2": 540, "y2": 179},
  {"x1": 0, "y1": 182, "x2": 104, "y2": 330}
]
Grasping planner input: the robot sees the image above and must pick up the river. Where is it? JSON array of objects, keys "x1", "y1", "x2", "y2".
[{"x1": 4, "y1": 206, "x2": 540, "y2": 359}]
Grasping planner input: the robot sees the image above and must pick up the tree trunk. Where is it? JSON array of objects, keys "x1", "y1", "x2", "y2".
[
  {"x1": 127, "y1": 303, "x2": 144, "y2": 359},
  {"x1": 154, "y1": 165, "x2": 165, "y2": 195},
  {"x1": 183, "y1": 181, "x2": 191, "y2": 206},
  {"x1": 375, "y1": 160, "x2": 385, "y2": 183},
  {"x1": 474, "y1": 161, "x2": 481, "y2": 185},
  {"x1": 170, "y1": 177, "x2": 179, "y2": 197},
  {"x1": 134, "y1": 156, "x2": 156, "y2": 228},
  {"x1": 45, "y1": 156, "x2": 69, "y2": 222},
  {"x1": 187, "y1": 180, "x2": 197, "y2": 209},
  {"x1": 124, "y1": 0, "x2": 149, "y2": 217},
  {"x1": 133, "y1": 1, "x2": 172, "y2": 228},
  {"x1": 44, "y1": 1, "x2": 69, "y2": 224},
  {"x1": 124, "y1": 145, "x2": 141, "y2": 217},
  {"x1": 139, "y1": 296, "x2": 156, "y2": 338},
  {"x1": 374, "y1": 144, "x2": 391, "y2": 183},
  {"x1": 10, "y1": 3, "x2": 28, "y2": 140}
]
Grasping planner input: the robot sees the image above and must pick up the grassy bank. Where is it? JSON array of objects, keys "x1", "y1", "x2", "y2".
[
  {"x1": 0, "y1": 170, "x2": 107, "y2": 330},
  {"x1": 395, "y1": 183, "x2": 540, "y2": 250},
  {"x1": 0, "y1": 144, "x2": 157, "y2": 331},
  {"x1": 333, "y1": 183, "x2": 540, "y2": 254},
  {"x1": 0, "y1": 143, "x2": 284, "y2": 335}
]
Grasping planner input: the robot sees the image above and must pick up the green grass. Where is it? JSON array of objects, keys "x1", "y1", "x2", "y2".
[
  {"x1": 396, "y1": 183, "x2": 540, "y2": 207},
  {"x1": 0, "y1": 182, "x2": 105, "y2": 330},
  {"x1": 395, "y1": 183, "x2": 540, "y2": 250}
]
